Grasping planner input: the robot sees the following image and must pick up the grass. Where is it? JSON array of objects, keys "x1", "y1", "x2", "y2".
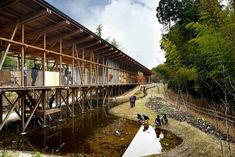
[{"x1": 0, "y1": 151, "x2": 44, "y2": 157}]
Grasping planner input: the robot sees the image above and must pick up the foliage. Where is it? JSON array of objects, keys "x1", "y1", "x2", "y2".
[
  {"x1": 110, "y1": 38, "x2": 120, "y2": 48},
  {"x1": 0, "y1": 151, "x2": 18, "y2": 157},
  {"x1": 96, "y1": 25, "x2": 121, "y2": 49},
  {"x1": 3, "y1": 56, "x2": 17, "y2": 71},
  {"x1": 95, "y1": 24, "x2": 102, "y2": 37},
  {"x1": 155, "y1": 0, "x2": 235, "y2": 103},
  {"x1": 33, "y1": 152, "x2": 43, "y2": 157},
  {"x1": 156, "y1": 0, "x2": 183, "y2": 29}
]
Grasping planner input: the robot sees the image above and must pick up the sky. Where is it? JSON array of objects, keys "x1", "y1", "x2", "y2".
[{"x1": 45, "y1": 0, "x2": 164, "y2": 69}]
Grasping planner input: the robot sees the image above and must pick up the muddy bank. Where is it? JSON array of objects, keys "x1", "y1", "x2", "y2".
[{"x1": 110, "y1": 85, "x2": 235, "y2": 157}]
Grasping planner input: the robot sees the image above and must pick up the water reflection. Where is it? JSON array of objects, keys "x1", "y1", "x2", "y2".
[
  {"x1": 123, "y1": 125, "x2": 182, "y2": 157},
  {"x1": 0, "y1": 107, "x2": 182, "y2": 156},
  {"x1": 24, "y1": 108, "x2": 139, "y2": 156}
]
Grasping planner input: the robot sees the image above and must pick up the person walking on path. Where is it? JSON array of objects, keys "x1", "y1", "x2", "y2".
[{"x1": 129, "y1": 95, "x2": 137, "y2": 107}]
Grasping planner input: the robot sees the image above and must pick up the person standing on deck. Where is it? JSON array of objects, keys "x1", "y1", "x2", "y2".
[
  {"x1": 31, "y1": 64, "x2": 40, "y2": 86},
  {"x1": 64, "y1": 67, "x2": 69, "y2": 85},
  {"x1": 23, "y1": 64, "x2": 27, "y2": 86}
]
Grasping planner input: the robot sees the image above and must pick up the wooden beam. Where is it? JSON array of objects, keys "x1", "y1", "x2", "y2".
[
  {"x1": 46, "y1": 29, "x2": 83, "y2": 46},
  {"x1": 0, "y1": 94, "x2": 20, "y2": 131},
  {"x1": 76, "y1": 40, "x2": 101, "y2": 49},
  {"x1": 95, "y1": 48, "x2": 114, "y2": 55},
  {"x1": 30, "y1": 21, "x2": 68, "y2": 35},
  {"x1": 0, "y1": 9, "x2": 50, "y2": 33},
  {"x1": 87, "y1": 44, "x2": 108, "y2": 52},
  {"x1": 0, "y1": 24, "x2": 19, "y2": 69},
  {"x1": 101, "y1": 50, "x2": 119, "y2": 58},
  {"x1": 112, "y1": 55, "x2": 129, "y2": 61},
  {"x1": 0, "y1": 0, "x2": 19, "y2": 10}
]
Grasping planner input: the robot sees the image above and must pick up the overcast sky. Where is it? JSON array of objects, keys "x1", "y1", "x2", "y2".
[{"x1": 45, "y1": 0, "x2": 164, "y2": 69}]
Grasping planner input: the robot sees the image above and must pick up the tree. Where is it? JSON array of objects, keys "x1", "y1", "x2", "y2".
[
  {"x1": 111, "y1": 38, "x2": 120, "y2": 48},
  {"x1": 156, "y1": 0, "x2": 183, "y2": 29},
  {"x1": 3, "y1": 56, "x2": 17, "y2": 71},
  {"x1": 96, "y1": 24, "x2": 102, "y2": 37}
]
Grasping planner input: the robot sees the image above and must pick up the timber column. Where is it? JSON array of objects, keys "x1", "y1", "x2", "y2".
[{"x1": 0, "y1": 91, "x2": 2, "y2": 124}]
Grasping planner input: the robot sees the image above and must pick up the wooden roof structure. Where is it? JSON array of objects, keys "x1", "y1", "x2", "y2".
[{"x1": 0, "y1": 0, "x2": 151, "y2": 76}]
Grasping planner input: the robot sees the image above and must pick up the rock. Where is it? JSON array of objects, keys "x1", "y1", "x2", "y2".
[{"x1": 115, "y1": 130, "x2": 121, "y2": 136}]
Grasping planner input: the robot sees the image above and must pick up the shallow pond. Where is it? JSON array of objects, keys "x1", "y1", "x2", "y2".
[{"x1": 0, "y1": 107, "x2": 182, "y2": 156}]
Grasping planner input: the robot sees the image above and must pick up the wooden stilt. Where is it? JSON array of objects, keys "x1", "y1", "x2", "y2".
[
  {"x1": 42, "y1": 90, "x2": 47, "y2": 128},
  {"x1": 21, "y1": 91, "x2": 26, "y2": 134},
  {"x1": 71, "y1": 88, "x2": 75, "y2": 117},
  {"x1": 0, "y1": 92, "x2": 2, "y2": 124}
]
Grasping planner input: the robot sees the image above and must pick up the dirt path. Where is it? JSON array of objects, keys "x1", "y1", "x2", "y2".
[{"x1": 109, "y1": 85, "x2": 235, "y2": 157}]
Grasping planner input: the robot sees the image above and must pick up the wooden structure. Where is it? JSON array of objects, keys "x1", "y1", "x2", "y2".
[{"x1": 0, "y1": 0, "x2": 151, "y2": 133}]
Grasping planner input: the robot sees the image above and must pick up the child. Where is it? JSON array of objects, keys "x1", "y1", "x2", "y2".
[
  {"x1": 137, "y1": 114, "x2": 143, "y2": 123},
  {"x1": 162, "y1": 114, "x2": 168, "y2": 124}
]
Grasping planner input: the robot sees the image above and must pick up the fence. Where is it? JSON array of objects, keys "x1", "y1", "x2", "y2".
[{"x1": 165, "y1": 90, "x2": 235, "y2": 124}]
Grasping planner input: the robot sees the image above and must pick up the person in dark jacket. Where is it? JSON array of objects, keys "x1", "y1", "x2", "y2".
[
  {"x1": 137, "y1": 114, "x2": 143, "y2": 123},
  {"x1": 64, "y1": 67, "x2": 69, "y2": 85},
  {"x1": 155, "y1": 115, "x2": 161, "y2": 126},
  {"x1": 142, "y1": 114, "x2": 149, "y2": 124},
  {"x1": 162, "y1": 114, "x2": 168, "y2": 124},
  {"x1": 31, "y1": 64, "x2": 40, "y2": 86},
  {"x1": 129, "y1": 95, "x2": 137, "y2": 107}
]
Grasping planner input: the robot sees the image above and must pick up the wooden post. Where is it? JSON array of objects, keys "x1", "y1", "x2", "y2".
[
  {"x1": 82, "y1": 89, "x2": 85, "y2": 113},
  {"x1": 0, "y1": 92, "x2": 2, "y2": 124},
  {"x1": 72, "y1": 44, "x2": 75, "y2": 85},
  {"x1": 82, "y1": 48, "x2": 85, "y2": 85},
  {"x1": 59, "y1": 40, "x2": 62, "y2": 85},
  {"x1": 43, "y1": 32, "x2": 46, "y2": 86},
  {"x1": 21, "y1": 24, "x2": 25, "y2": 87},
  {"x1": 59, "y1": 89, "x2": 63, "y2": 121},
  {"x1": 71, "y1": 88, "x2": 75, "y2": 117},
  {"x1": 96, "y1": 55, "x2": 99, "y2": 85},
  {"x1": 90, "y1": 52, "x2": 92, "y2": 84},
  {"x1": 96, "y1": 88, "x2": 98, "y2": 108},
  {"x1": 102, "y1": 57, "x2": 105, "y2": 85},
  {"x1": 42, "y1": 90, "x2": 47, "y2": 127},
  {"x1": 21, "y1": 91, "x2": 26, "y2": 134},
  {"x1": 90, "y1": 88, "x2": 92, "y2": 109}
]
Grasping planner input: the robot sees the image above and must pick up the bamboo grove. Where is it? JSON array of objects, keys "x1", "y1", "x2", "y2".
[{"x1": 153, "y1": 0, "x2": 235, "y2": 107}]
